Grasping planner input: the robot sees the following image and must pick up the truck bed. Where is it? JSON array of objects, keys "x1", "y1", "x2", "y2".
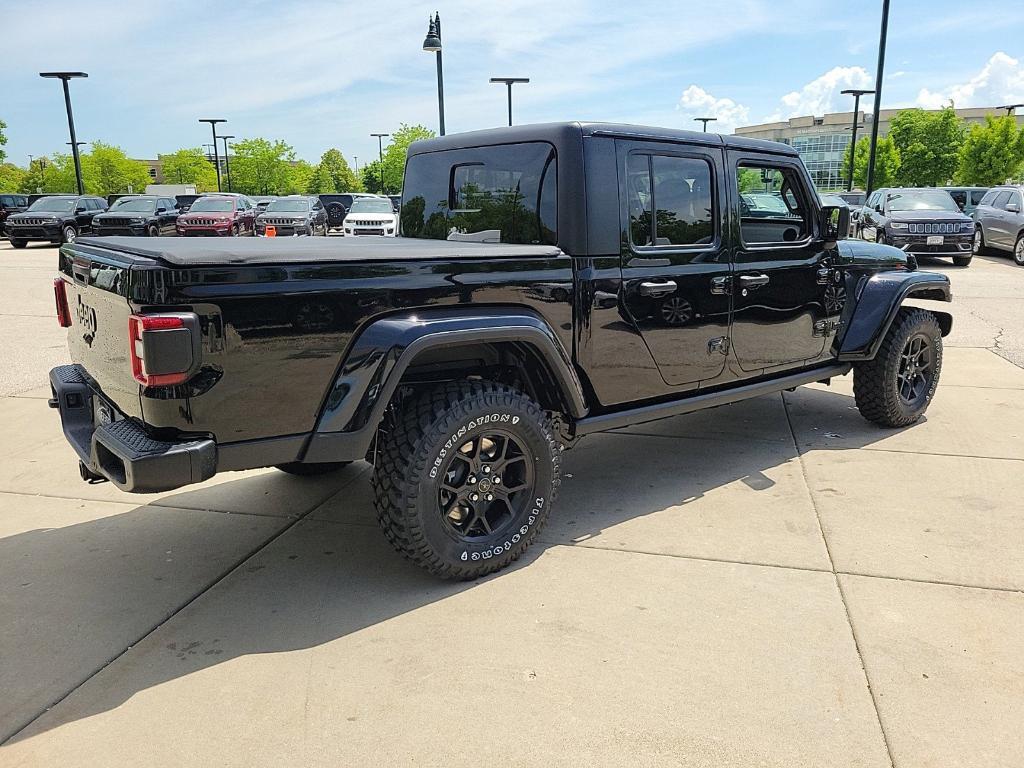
[{"x1": 73, "y1": 236, "x2": 562, "y2": 266}]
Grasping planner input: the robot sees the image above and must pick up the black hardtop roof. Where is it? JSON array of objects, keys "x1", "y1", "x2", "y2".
[
  {"x1": 73, "y1": 235, "x2": 562, "y2": 266},
  {"x1": 407, "y1": 121, "x2": 798, "y2": 157}
]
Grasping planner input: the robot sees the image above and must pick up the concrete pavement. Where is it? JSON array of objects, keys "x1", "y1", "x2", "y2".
[{"x1": 1, "y1": 241, "x2": 1023, "y2": 766}]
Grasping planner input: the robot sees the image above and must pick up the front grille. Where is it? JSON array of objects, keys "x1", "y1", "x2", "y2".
[
  {"x1": 185, "y1": 219, "x2": 221, "y2": 226},
  {"x1": 264, "y1": 218, "x2": 305, "y2": 226},
  {"x1": 16, "y1": 217, "x2": 55, "y2": 226},
  {"x1": 98, "y1": 217, "x2": 133, "y2": 227},
  {"x1": 352, "y1": 219, "x2": 389, "y2": 227},
  {"x1": 907, "y1": 222, "x2": 959, "y2": 234}
]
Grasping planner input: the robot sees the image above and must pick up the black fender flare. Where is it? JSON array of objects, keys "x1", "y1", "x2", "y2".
[
  {"x1": 837, "y1": 271, "x2": 952, "y2": 361},
  {"x1": 303, "y1": 308, "x2": 586, "y2": 463}
]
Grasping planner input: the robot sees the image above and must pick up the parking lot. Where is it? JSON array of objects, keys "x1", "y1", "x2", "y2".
[{"x1": 1, "y1": 239, "x2": 1022, "y2": 767}]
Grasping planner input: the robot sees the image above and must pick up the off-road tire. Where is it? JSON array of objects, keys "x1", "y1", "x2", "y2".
[
  {"x1": 10, "y1": 238, "x2": 27, "y2": 248},
  {"x1": 275, "y1": 461, "x2": 351, "y2": 476},
  {"x1": 952, "y1": 254, "x2": 972, "y2": 267},
  {"x1": 854, "y1": 307, "x2": 942, "y2": 428},
  {"x1": 373, "y1": 381, "x2": 561, "y2": 580}
]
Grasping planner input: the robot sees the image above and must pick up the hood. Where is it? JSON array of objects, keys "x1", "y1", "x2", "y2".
[
  {"x1": 257, "y1": 212, "x2": 309, "y2": 222},
  {"x1": 95, "y1": 210, "x2": 149, "y2": 220},
  {"x1": 888, "y1": 209, "x2": 970, "y2": 223},
  {"x1": 9, "y1": 211, "x2": 60, "y2": 221},
  {"x1": 180, "y1": 211, "x2": 234, "y2": 222},
  {"x1": 835, "y1": 237, "x2": 909, "y2": 269}
]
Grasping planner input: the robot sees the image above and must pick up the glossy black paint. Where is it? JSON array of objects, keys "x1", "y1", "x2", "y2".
[{"x1": 53, "y1": 122, "x2": 953, "y2": 485}]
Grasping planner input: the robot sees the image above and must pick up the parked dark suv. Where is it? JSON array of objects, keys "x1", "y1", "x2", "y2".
[
  {"x1": 92, "y1": 195, "x2": 180, "y2": 237},
  {"x1": 855, "y1": 187, "x2": 974, "y2": 266},
  {"x1": 5, "y1": 195, "x2": 107, "y2": 247},
  {"x1": 0, "y1": 193, "x2": 30, "y2": 236},
  {"x1": 255, "y1": 196, "x2": 328, "y2": 236}
]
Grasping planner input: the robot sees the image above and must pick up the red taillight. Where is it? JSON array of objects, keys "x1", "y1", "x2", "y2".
[
  {"x1": 129, "y1": 314, "x2": 189, "y2": 387},
  {"x1": 54, "y1": 278, "x2": 72, "y2": 327}
]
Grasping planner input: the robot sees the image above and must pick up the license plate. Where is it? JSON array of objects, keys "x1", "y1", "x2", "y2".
[{"x1": 926, "y1": 235, "x2": 944, "y2": 245}]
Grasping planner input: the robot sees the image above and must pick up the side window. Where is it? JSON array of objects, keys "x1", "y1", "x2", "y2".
[
  {"x1": 736, "y1": 163, "x2": 810, "y2": 245},
  {"x1": 0, "y1": 196, "x2": 12, "y2": 206},
  {"x1": 969, "y1": 190, "x2": 988, "y2": 206},
  {"x1": 949, "y1": 190, "x2": 967, "y2": 209},
  {"x1": 993, "y1": 191, "x2": 1012, "y2": 209},
  {"x1": 979, "y1": 190, "x2": 998, "y2": 207},
  {"x1": 626, "y1": 153, "x2": 715, "y2": 248}
]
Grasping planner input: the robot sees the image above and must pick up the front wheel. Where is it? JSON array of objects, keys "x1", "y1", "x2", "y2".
[
  {"x1": 853, "y1": 308, "x2": 943, "y2": 428},
  {"x1": 952, "y1": 254, "x2": 972, "y2": 267},
  {"x1": 231, "y1": 223, "x2": 239, "y2": 237},
  {"x1": 373, "y1": 381, "x2": 561, "y2": 580},
  {"x1": 61, "y1": 225, "x2": 77, "y2": 244},
  {"x1": 147, "y1": 224, "x2": 159, "y2": 237},
  {"x1": 10, "y1": 238, "x2": 27, "y2": 248}
]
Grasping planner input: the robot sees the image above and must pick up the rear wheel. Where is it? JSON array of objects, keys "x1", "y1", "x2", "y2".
[
  {"x1": 10, "y1": 238, "x2": 27, "y2": 248},
  {"x1": 1014, "y1": 234, "x2": 1024, "y2": 266},
  {"x1": 972, "y1": 228, "x2": 990, "y2": 256},
  {"x1": 854, "y1": 308, "x2": 943, "y2": 428},
  {"x1": 275, "y1": 461, "x2": 350, "y2": 476},
  {"x1": 373, "y1": 381, "x2": 561, "y2": 580}
]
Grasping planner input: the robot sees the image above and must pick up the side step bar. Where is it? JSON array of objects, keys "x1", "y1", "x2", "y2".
[{"x1": 574, "y1": 363, "x2": 852, "y2": 436}]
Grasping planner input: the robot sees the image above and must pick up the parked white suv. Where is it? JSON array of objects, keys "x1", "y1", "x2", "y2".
[{"x1": 343, "y1": 197, "x2": 399, "y2": 237}]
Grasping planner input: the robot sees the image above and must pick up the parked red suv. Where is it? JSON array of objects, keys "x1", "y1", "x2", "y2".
[{"x1": 175, "y1": 195, "x2": 256, "y2": 237}]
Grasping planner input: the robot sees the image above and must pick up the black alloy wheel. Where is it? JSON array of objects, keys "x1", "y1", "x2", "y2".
[{"x1": 896, "y1": 333, "x2": 935, "y2": 408}]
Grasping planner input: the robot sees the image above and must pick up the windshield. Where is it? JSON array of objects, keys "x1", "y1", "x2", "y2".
[
  {"x1": 28, "y1": 197, "x2": 76, "y2": 213},
  {"x1": 189, "y1": 198, "x2": 234, "y2": 212},
  {"x1": 349, "y1": 199, "x2": 394, "y2": 214},
  {"x1": 112, "y1": 199, "x2": 157, "y2": 212},
  {"x1": 887, "y1": 191, "x2": 959, "y2": 212},
  {"x1": 266, "y1": 199, "x2": 310, "y2": 212}
]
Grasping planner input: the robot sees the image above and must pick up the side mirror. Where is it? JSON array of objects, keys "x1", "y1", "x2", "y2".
[
  {"x1": 1006, "y1": 201, "x2": 1020, "y2": 213},
  {"x1": 157, "y1": 207, "x2": 167, "y2": 213},
  {"x1": 819, "y1": 205, "x2": 849, "y2": 249},
  {"x1": 75, "y1": 206, "x2": 86, "y2": 213}
]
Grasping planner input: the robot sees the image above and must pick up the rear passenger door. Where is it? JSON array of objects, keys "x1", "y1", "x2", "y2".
[
  {"x1": 617, "y1": 140, "x2": 731, "y2": 388},
  {"x1": 727, "y1": 151, "x2": 830, "y2": 373}
]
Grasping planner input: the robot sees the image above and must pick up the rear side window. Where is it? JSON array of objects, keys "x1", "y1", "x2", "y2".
[
  {"x1": 969, "y1": 190, "x2": 987, "y2": 205},
  {"x1": 401, "y1": 142, "x2": 557, "y2": 245},
  {"x1": 0, "y1": 196, "x2": 13, "y2": 206},
  {"x1": 626, "y1": 153, "x2": 715, "y2": 248}
]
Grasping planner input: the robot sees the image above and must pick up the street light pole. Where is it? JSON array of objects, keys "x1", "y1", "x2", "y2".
[
  {"x1": 422, "y1": 13, "x2": 446, "y2": 136},
  {"x1": 371, "y1": 133, "x2": 390, "y2": 194},
  {"x1": 996, "y1": 103, "x2": 1024, "y2": 116},
  {"x1": 220, "y1": 135, "x2": 234, "y2": 192},
  {"x1": 489, "y1": 78, "x2": 530, "y2": 127},
  {"x1": 865, "y1": 0, "x2": 890, "y2": 197},
  {"x1": 841, "y1": 88, "x2": 875, "y2": 191},
  {"x1": 694, "y1": 117, "x2": 717, "y2": 132},
  {"x1": 199, "y1": 119, "x2": 226, "y2": 191},
  {"x1": 39, "y1": 72, "x2": 88, "y2": 195}
]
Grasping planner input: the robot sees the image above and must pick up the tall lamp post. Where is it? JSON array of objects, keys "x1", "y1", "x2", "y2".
[
  {"x1": 694, "y1": 117, "x2": 717, "y2": 132},
  {"x1": 199, "y1": 118, "x2": 226, "y2": 191},
  {"x1": 422, "y1": 13, "x2": 445, "y2": 136},
  {"x1": 865, "y1": 0, "x2": 890, "y2": 197},
  {"x1": 220, "y1": 135, "x2": 235, "y2": 192},
  {"x1": 370, "y1": 133, "x2": 390, "y2": 194},
  {"x1": 841, "y1": 88, "x2": 874, "y2": 191},
  {"x1": 39, "y1": 72, "x2": 88, "y2": 195},
  {"x1": 489, "y1": 78, "x2": 530, "y2": 127}
]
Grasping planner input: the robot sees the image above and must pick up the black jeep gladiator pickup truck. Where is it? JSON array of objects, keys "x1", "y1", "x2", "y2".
[{"x1": 48, "y1": 122, "x2": 952, "y2": 579}]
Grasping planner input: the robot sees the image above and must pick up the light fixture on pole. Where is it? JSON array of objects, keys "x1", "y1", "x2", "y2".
[
  {"x1": 865, "y1": 0, "x2": 890, "y2": 197},
  {"x1": 996, "y1": 103, "x2": 1024, "y2": 116},
  {"x1": 371, "y1": 133, "x2": 390, "y2": 194},
  {"x1": 220, "y1": 135, "x2": 235, "y2": 192},
  {"x1": 694, "y1": 117, "x2": 717, "y2": 132},
  {"x1": 422, "y1": 12, "x2": 445, "y2": 136},
  {"x1": 39, "y1": 71, "x2": 88, "y2": 195},
  {"x1": 841, "y1": 88, "x2": 875, "y2": 191},
  {"x1": 199, "y1": 119, "x2": 226, "y2": 191},
  {"x1": 489, "y1": 78, "x2": 530, "y2": 127}
]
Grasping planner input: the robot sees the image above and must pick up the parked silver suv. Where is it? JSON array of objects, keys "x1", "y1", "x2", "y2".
[{"x1": 973, "y1": 186, "x2": 1024, "y2": 265}]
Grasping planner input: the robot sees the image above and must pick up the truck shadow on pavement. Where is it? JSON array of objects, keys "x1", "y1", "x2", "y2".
[{"x1": 2, "y1": 387, "x2": 907, "y2": 744}]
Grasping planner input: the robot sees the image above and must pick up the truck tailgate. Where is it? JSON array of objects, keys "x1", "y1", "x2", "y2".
[{"x1": 58, "y1": 245, "x2": 145, "y2": 421}]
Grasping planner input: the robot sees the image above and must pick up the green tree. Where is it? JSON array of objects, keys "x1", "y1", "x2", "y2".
[
  {"x1": 363, "y1": 124, "x2": 436, "y2": 194},
  {"x1": 80, "y1": 142, "x2": 151, "y2": 196},
  {"x1": 0, "y1": 162, "x2": 26, "y2": 192},
  {"x1": 317, "y1": 149, "x2": 361, "y2": 192},
  {"x1": 229, "y1": 138, "x2": 297, "y2": 195},
  {"x1": 307, "y1": 162, "x2": 336, "y2": 193},
  {"x1": 0, "y1": 118, "x2": 7, "y2": 164},
  {"x1": 841, "y1": 135, "x2": 901, "y2": 189},
  {"x1": 159, "y1": 148, "x2": 218, "y2": 191},
  {"x1": 888, "y1": 107, "x2": 965, "y2": 187},
  {"x1": 284, "y1": 160, "x2": 315, "y2": 194},
  {"x1": 956, "y1": 115, "x2": 1024, "y2": 186}
]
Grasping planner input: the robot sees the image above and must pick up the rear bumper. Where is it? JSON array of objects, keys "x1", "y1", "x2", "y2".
[{"x1": 49, "y1": 365, "x2": 216, "y2": 493}]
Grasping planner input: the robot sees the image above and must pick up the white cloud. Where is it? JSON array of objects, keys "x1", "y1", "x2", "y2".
[
  {"x1": 771, "y1": 66, "x2": 873, "y2": 119},
  {"x1": 917, "y1": 52, "x2": 1024, "y2": 109},
  {"x1": 676, "y1": 85, "x2": 750, "y2": 133}
]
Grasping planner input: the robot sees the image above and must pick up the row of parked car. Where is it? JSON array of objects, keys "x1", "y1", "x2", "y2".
[
  {"x1": 846, "y1": 184, "x2": 1024, "y2": 267},
  {"x1": 0, "y1": 191, "x2": 401, "y2": 247}
]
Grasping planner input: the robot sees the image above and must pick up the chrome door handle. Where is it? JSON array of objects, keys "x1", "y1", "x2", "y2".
[
  {"x1": 639, "y1": 280, "x2": 677, "y2": 297},
  {"x1": 738, "y1": 273, "x2": 769, "y2": 290}
]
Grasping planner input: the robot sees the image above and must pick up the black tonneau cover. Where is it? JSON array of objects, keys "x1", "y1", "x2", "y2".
[{"x1": 73, "y1": 236, "x2": 563, "y2": 266}]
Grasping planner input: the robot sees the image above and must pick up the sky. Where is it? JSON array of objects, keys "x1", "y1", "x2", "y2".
[{"x1": 3, "y1": 0, "x2": 1024, "y2": 168}]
